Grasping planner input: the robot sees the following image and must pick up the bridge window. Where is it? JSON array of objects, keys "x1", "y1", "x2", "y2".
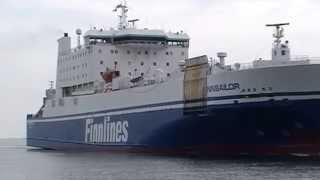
[{"x1": 282, "y1": 50, "x2": 286, "y2": 56}]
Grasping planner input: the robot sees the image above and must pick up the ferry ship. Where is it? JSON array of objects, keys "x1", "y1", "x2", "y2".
[{"x1": 27, "y1": 1, "x2": 320, "y2": 156}]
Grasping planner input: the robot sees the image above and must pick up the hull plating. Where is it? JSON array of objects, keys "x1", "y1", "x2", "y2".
[{"x1": 27, "y1": 99, "x2": 320, "y2": 156}]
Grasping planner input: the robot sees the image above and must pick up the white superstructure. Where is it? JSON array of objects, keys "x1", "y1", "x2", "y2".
[
  {"x1": 36, "y1": 1, "x2": 320, "y2": 120},
  {"x1": 53, "y1": 1, "x2": 189, "y2": 102}
]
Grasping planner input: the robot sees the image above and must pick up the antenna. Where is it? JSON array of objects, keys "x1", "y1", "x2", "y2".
[
  {"x1": 49, "y1": 81, "x2": 54, "y2": 89},
  {"x1": 266, "y1": 23, "x2": 290, "y2": 45},
  {"x1": 76, "y1": 29, "x2": 82, "y2": 48},
  {"x1": 113, "y1": 0, "x2": 129, "y2": 30},
  {"x1": 128, "y1": 19, "x2": 139, "y2": 28}
]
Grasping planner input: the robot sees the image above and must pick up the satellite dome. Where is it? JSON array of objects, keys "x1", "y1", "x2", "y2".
[{"x1": 76, "y1": 29, "x2": 82, "y2": 35}]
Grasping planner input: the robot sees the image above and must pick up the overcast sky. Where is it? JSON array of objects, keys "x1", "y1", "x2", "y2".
[{"x1": 1, "y1": 0, "x2": 320, "y2": 138}]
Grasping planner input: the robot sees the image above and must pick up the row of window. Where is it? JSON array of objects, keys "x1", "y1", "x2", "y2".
[
  {"x1": 51, "y1": 98, "x2": 79, "y2": 108},
  {"x1": 59, "y1": 50, "x2": 93, "y2": 64},
  {"x1": 59, "y1": 73, "x2": 88, "y2": 82},
  {"x1": 127, "y1": 72, "x2": 171, "y2": 77},
  {"x1": 59, "y1": 47, "x2": 187, "y2": 64},
  {"x1": 99, "y1": 60, "x2": 171, "y2": 67},
  {"x1": 99, "y1": 49, "x2": 185, "y2": 56},
  {"x1": 59, "y1": 63, "x2": 88, "y2": 73},
  {"x1": 241, "y1": 87, "x2": 273, "y2": 93}
]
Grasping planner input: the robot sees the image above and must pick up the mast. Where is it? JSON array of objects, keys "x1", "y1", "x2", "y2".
[
  {"x1": 266, "y1": 23, "x2": 290, "y2": 45},
  {"x1": 113, "y1": 0, "x2": 129, "y2": 30},
  {"x1": 266, "y1": 23, "x2": 291, "y2": 61}
]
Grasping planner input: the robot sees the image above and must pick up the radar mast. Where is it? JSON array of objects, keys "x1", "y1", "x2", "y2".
[
  {"x1": 266, "y1": 23, "x2": 291, "y2": 61},
  {"x1": 266, "y1": 23, "x2": 290, "y2": 45},
  {"x1": 113, "y1": 0, "x2": 129, "y2": 30}
]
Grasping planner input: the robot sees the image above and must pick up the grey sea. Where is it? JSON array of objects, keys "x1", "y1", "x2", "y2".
[{"x1": 1, "y1": 139, "x2": 320, "y2": 180}]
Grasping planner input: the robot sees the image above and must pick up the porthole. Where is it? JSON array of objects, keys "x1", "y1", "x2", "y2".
[
  {"x1": 141, "y1": 73, "x2": 144, "y2": 76},
  {"x1": 98, "y1": 49, "x2": 102, "y2": 53},
  {"x1": 141, "y1": 62, "x2": 144, "y2": 66},
  {"x1": 153, "y1": 62, "x2": 157, "y2": 66},
  {"x1": 167, "y1": 73, "x2": 171, "y2": 77},
  {"x1": 138, "y1": 51, "x2": 141, "y2": 55},
  {"x1": 145, "y1": 51, "x2": 148, "y2": 55},
  {"x1": 110, "y1": 50, "x2": 114, "y2": 54},
  {"x1": 166, "y1": 62, "x2": 170, "y2": 67},
  {"x1": 134, "y1": 68, "x2": 138, "y2": 72},
  {"x1": 128, "y1": 61, "x2": 132, "y2": 65},
  {"x1": 128, "y1": 72, "x2": 132, "y2": 76},
  {"x1": 181, "y1": 52, "x2": 185, "y2": 56},
  {"x1": 127, "y1": 50, "x2": 131, "y2": 54},
  {"x1": 115, "y1": 50, "x2": 118, "y2": 54},
  {"x1": 166, "y1": 52, "x2": 169, "y2": 55}
]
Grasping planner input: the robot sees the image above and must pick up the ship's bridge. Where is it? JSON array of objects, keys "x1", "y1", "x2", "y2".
[{"x1": 83, "y1": 28, "x2": 189, "y2": 47}]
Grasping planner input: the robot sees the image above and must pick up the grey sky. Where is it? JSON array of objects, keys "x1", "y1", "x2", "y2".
[{"x1": 0, "y1": 0, "x2": 319, "y2": 138}]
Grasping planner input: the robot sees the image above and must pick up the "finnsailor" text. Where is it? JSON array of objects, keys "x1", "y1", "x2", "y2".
[{"x1": 207, "y1": 83, "x2": 240, "y2": 93}]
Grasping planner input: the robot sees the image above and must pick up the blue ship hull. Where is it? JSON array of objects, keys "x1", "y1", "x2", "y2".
[{"x1": 27, "y1": 98, "x2": 320, "y2": 156}]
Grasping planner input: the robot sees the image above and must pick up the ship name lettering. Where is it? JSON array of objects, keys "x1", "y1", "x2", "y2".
[
  {"x1": 207, "y1": 83, "x2": 240, "y2": 93},
  {"x1": 85, "y1": 117, "x2": 129, "y2": 144}
]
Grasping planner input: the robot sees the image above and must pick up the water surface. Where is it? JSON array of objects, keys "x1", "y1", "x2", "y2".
[{"x1": 0, "y1": 139, "x2": 319, "y2": 180}]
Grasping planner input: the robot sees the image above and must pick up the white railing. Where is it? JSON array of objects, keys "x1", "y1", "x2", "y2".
[{"x1": 225, "y1": 57, "x2": 320, "y2": 71}]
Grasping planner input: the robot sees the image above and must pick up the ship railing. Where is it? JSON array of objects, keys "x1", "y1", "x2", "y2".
[{"x1": 227, "y1": 56, "x2": 320, "y2": 71}]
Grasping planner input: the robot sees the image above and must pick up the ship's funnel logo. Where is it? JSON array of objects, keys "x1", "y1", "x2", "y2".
[{"x1": 85, "y1": 117, "x2": 129, "y2": 144}]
